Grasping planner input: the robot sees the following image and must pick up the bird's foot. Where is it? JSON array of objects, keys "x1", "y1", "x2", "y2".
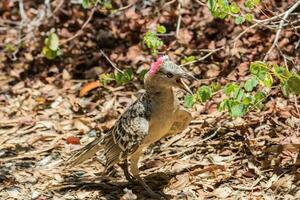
[
  {"x1": 124, "y1": 169, "x2": 135, "y2": 183},
  {"x1": 136, "y1": 176, "x2": 165, "y2": 199},
  {"x1": 119, "y1": 160, "x2": 136, "y2": 183}
]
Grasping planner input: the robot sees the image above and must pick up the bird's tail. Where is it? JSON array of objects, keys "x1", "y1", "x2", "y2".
[{"x1": 66, "y1": 136, "x2": 104, "y2": 168}]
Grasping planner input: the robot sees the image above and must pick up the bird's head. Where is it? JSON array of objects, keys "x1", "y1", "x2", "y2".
[{"x1": 145, "y1": 56, "x2": 196, "y2": 94}]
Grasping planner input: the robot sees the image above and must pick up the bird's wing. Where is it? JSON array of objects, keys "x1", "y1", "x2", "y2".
[
  {"x1": 166, "y1": 109, "x2": 192, "y2": 136},
  {"x1": 104, "y1": 96, "x2": 152, "y2": 169},
  {"x1": 66, "y1": 94, "x2": 152, "y2": 169}
]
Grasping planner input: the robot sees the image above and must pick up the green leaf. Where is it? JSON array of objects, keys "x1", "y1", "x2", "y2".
[
  {"x1": 253, "y1": 91, "x2": 265, "y2": 109},
  {"x1": 286, "y1": 74, "x2": 300, "y2": 94},
  {"x1": 181, "y1": 56, "x2": 196, "y2": 64},
  {"x1": 244, "y1": 13, "x2": 254, "y2": 22},
  {"x1": 229, "y1": 102, "x2": 246, "y2": 117},
  {"x1": 143, "y1": 31, "x2": 164, "y2": 55},
  {"x1": 244, "y1": 76, "x2": 258, "y2": 92},
  {"x1": 218, "y1": 99, "x2": 230, "y2": 111},
  {"x1": 263, "y1": 73, "x2": 273, "y2": 88},
  {"x1": 230, "y1": 3, "x2": 240, "y2": 14},
  {"x1": 249, "y1": 61, "x2": 267, "y2": 75},
  {"x1": 184, "y1": 94, "x2": 195, "y2": 108},
  {"x1": 82, "y1": 0, "x2": 89, "y2": 8},
  {"x1": 4, "y1": 43, "x2": 16, "y2": 53},
  {"x1": 99, "y1": 73, "x2": 114, "y2": 85},
  {"x1": 103, "y1": 1, "x2": 113, "y2": 9},
  {"x1": 242, "y1": 96, "x2": 252, "y2": 105},
  {"x1": 233, "y1": 87, "x2": 245, "y2": 101},
  {"x1": 273, "y1": 66, "x2": 291, "y2": 79},
  {"x1": 207, "y1": 0, "x2": 216, "y2": 10},
  {"x1": 224, "y1": 83, "x2": 239, "y2": 96},
  {"x1": 124, "y1": 69, "x2": 134, "y2": 82},
  {"x1": 42, "y1": 46, "x2": 57, "y2": 60},
  {"x1": 196, "y1": 86, "x2": 212, "y2": 103},
  {"x1": 245, "y1": 0, "x2": 260, "y2": 9},
  {"x1": 114, "y1": 72, "x2": 123, "y2": 85},
  {"x1": 254, "y1": 91, "x2": 266, "y2": 103},
  {"x1": 210, "y1": 82, "x2": 221, "y2": 92},
  {"x1": 156, "y1": 25, "x2": 167, "y2": 34},
  {"x1": 138, "y1": 69, "x2": 148, "y2": 80},
  {"x1": 45, "y1": 33, "x2": 59, "y2": 51},
  {"x1": 282, "y1": 82, "x2": 290, "y2": 97},
  {"x1": 235, "y1": 16, "x2": 245, "y2": 25}
]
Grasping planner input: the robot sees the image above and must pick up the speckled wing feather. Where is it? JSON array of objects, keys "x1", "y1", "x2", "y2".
[
  {"x1": 104, "y1": 94, "x2": 152, "y2": 169},
  {"x1": 66, "y1": 94, "x2": 152, "y2": 169}
]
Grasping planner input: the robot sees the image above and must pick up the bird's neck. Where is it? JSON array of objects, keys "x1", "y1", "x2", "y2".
[{"x1": 144, "y1": 82, "x2": 175, "y2": 107}]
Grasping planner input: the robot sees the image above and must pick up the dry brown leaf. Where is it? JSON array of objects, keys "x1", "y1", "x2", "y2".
[
  {"x1": 79, "y1": 81, "x2": 101, "y2": 97},
  {"x1": 168, "y1": 173, "x2": 190, "y2": 191},
  {"x1": 212, "y1": 186, "x2": 232, "y2": 199}
]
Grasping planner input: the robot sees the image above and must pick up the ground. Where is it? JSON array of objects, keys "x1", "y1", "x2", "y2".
[{"x1": 0, "y1": 0, "x2": 300, "y2": 199}]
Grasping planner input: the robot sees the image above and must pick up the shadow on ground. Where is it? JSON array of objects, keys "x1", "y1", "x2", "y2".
[{"x1": 53, "y1": 172, "x2": 173, "y2": 200}]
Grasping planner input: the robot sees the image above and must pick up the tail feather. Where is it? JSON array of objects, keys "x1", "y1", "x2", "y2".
[{"x1": 66, "y1": 137, "x2": 104, "y2": 167}]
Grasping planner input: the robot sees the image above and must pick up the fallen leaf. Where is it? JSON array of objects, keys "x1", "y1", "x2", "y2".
[
  {"x1": 66, "y1": 136, "x2": 80, "y2": 144},
  {"x1": 79, "y1": 81, "x2": 101, "y2": 97},
  {"x1": 213, "y1": 186, "x2": 232, "y2": 199}
]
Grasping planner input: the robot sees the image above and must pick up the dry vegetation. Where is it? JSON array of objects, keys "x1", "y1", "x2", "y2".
[{"x1": 1, "y1": 0, "x2": 300, "y2": 199}]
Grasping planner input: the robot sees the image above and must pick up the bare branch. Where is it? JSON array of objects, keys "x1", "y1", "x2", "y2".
[
  {"x1": 60, "y1": 6, "x2": 96, "y2": 45},
  {"x1": 99, "y1": 50, "x2": 124, "y2": 74},
  {"x1": 264, "y1": 0, "x2": 300, "y2": 61}
]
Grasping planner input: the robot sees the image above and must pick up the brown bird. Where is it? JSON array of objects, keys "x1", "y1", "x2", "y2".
[{"x1": 67, "y1": 56, "x2": 195, "y2": 198}]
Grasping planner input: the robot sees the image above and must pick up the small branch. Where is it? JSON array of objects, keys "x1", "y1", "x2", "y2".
[
  {"x1": 53, "y1": 0, "x2": 64, "y2": 14},
  {"x1": 163, "y1": 0, "x2": 177, "y2": 8},
  {"x1": 9, "y1": 0, "x2": 27, "y2": 60},
  {"x1": 263, "y1": 0, "x2": 300, "y2": 61},
  {"x1": 60, "y1": 6, "x2": 96, "y2": 45},
  {"x1": 176, "y1": 0, "x2": 182, "y2": 37},
  {"x1": 233, "y1": 3, "x2": 300, "y2": 48},
  {"x1": 180, "y1": 47, "x2": 224, "y2": 67},
  {"x1": 99, "y1": 50, "x2": 124, "y2": 74}
]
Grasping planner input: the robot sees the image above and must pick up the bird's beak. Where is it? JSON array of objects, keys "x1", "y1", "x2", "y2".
[{"x1": 177, "y1": 73, "x2": 197, "y2": 94}]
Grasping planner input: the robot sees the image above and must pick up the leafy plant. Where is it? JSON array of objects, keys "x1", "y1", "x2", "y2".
[
  {"x1": 184, "y1": 85, "x2": 214, "y2": 108},
  {"x1": 184, "y1": 61, "x2": 300, "y2": 118},
  {"x1": 4, "y1": 43, "x2": 17, "y2": 53},
  {"x1": 181, "y1": 56, "x2": 196, "y2": 65},
  {"x1": 42, "y1": 33, "x2": 62, "y2": 60},
  {"x1": 99, "y1": 69, "x2": 134, "y2": 85},
  {"x1": 143, "y1": 25, "x2": 167, "y2": 55},
  {"x1": 207, "y1": 0, "x2": 258, "y2": 24}
]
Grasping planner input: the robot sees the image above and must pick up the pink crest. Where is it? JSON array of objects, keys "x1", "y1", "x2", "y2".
[{"x1": 149, "y1": 56, "x2": 168, "y2": 75}]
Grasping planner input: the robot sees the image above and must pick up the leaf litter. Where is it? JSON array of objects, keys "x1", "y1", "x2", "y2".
[{"x1": 1, "y1": 0, "x2": 300, "y2": 199}]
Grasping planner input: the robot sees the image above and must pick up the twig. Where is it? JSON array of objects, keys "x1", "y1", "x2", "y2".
[
  {"x1": 180, "y1": 47, "x2": 224, "y2": 67},
  {"x1": 163, "y1": 0, "x2": 177, "y2": 8},
  {"x1": 199, "y1": 126, "x2": 221, "y2": 142},
  {"x1": 53, "y1": 0, "x2": 64, "y2": 14},
  {"x1": 263, "y1": 1, "x2": 300, "y2": 61},
  {"x1": 99, "y1": 50, "x2": 124, "y2": 74},
  {"x1": 10, "y1": 0, "x2": 27, "y2": 60},
  {"x1": 176, "y1": 0, "x2": 182, "y2": 37},
  {"x1": 60, "y1": 6, "x2": 96, "y2": 45},
  {"x1": 233, "y1": 3, "x2": 299, "y2": 47}
]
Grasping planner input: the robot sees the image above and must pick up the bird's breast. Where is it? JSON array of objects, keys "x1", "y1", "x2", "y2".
[{"x1": 142, "y1": 92, "x2": 178, "y2": 145}]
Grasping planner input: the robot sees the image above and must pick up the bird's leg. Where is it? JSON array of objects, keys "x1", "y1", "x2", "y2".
[
  {"x1": 119, "y1": 159, "x2": 135, "y2": 182},
  {"x1": 130, "y1": 148, "x2": 163, "y2": 199}
]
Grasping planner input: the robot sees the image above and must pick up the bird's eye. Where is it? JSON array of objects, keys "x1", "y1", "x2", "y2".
[{"x1": 166, "y1": 73, "x2": 173, "y2": 78}]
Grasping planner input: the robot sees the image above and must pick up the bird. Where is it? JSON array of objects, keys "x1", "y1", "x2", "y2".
[{"x1": 67, "y1": 55, "x2": 195, "y2": 198}]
